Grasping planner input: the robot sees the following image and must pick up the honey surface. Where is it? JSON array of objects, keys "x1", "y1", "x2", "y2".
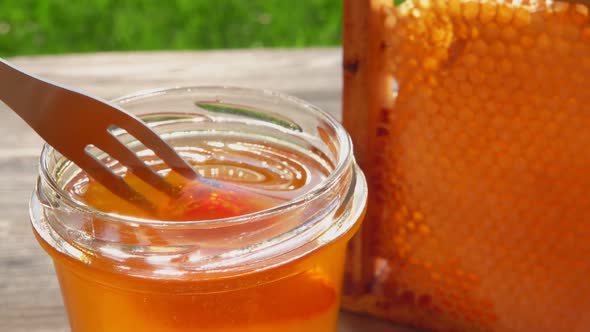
[
  {"x1": 354, "y1": 1, "x2": 590, "y2": 331},
  {"x1": 38, "y1": 139, "x2": 347, "y2": 332}
]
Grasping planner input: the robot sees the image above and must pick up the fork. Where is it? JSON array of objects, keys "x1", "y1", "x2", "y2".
[{"x1": 0, "y1": 58, "x2": 198, "y2": 212}]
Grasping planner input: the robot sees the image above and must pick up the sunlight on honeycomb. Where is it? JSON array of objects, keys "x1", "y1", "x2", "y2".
[{"x1": 368, "y1": 0, "x2": 590, "y2": 331}]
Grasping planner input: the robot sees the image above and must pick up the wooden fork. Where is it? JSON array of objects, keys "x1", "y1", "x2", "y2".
[{"x1": 0, "y1": 58, "x2": 198, "y2": 212}]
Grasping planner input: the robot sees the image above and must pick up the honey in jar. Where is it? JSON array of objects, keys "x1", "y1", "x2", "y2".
[{"x1": 30, "y1": 87, "x2": 367, "y2": 332}]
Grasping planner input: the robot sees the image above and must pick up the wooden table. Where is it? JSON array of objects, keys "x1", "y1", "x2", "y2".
[{"x1": 0, "y1": 48, "x2": 415, "y2": 332}]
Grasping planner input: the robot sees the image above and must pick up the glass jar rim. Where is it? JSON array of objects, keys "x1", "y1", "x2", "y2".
[{"x1": 38, "y1": 86, "x2": 354, "y2": 227}]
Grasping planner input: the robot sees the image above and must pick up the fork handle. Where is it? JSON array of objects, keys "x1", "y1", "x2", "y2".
[{"x1": 0, "y1": 58, "x2": 60, "y2": 130}]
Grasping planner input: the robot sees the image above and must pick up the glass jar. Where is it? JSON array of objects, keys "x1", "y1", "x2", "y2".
[
  {"x1": 30, "y1": 87, "x2": 367, "y2": 332},
  {"x1": 343, "y1": 0, "x2": 590, "y2": 331}
]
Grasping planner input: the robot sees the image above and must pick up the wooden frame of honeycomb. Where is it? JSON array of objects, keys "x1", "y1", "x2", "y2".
[
  {"x1": 342, "y1": 0, "x2": 401, "y2": 317},
  {"x1": 342, "y1": 0, "x2": 376, "y2": 298},
  {"x1": 342, "y1": 0, "x2": 394, "y2": 296}
]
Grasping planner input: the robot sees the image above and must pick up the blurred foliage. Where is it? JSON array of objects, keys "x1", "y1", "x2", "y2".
[{"x1": 0, "y1": 0, "x2": 342, "y2": 56}]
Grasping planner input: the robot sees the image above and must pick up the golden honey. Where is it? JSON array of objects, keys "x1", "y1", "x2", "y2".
[{"x1": 30, "y1": 87, "x2": 367, "y2": 332}]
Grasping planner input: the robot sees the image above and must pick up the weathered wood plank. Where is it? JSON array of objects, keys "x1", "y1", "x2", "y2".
[
  {"x1": 0, "y1": 49, "x2": 410, "y2": 332},
  {"x1": 9, "y1": 49, "x2": 342, "y2": 118}
]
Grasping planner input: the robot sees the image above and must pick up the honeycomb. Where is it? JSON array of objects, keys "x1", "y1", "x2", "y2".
[{"x1": 342, "y1": 0, "x2": 590, "y2": 331}]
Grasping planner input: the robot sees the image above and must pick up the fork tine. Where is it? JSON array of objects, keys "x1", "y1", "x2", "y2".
[
  {"x1": 95, "y1": 134, "x2": 179, "y2": 197},
  {"x1": 113, "y1": 113, "x2": 198, "y2": 180},
  {"x1": 75, "y1": 153, "x2": 156, "y2": 213}
]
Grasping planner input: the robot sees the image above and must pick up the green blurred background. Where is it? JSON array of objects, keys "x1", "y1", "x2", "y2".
[{"x1": 0, "y1": 0, "x2": 342, "y2": 57}]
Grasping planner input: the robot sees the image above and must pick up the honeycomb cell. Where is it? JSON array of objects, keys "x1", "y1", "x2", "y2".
[
  {"x1": 423, "y1": 57, "x2": 440, "y2": 70},
  {"x1": 520, "y1": 34, "x2": 535, "y2": 47},
  {"x1": 553, "y1": 2, "x2": 570, "y2": 15},
  {"x1": 497, "y1": 59, "x2": 512, "y2": 75},
  {"x1": 501, "y1": 26, "x2": 518, "y2": 41},
  {"x1": 512, "y1": 7, "x2": 532, "y2": 28},
  {"x1": 496, "y1": 4, "x2": 514, "y2": 24},
  {"x1": 479, "y1": 56, "x2": 495, "y2": 72},
  {"x1": 507, "y1": 44, "x2": 524, "y2": 57},
  {"x1": 462, "y1": 1, "x2": 480, "y2": 20},
  {"x1": 479, "y1": 1, "x2": 497, "y2": 23},
  {"x1": 462, "y1": 53, "x2": 478, "y2": 67},
  {"x1": 489, "y1": 40, "x2": 507, "y2": 56},
  {"x1": 471, "y1": 39, "x2": 488, "y2": 54},
  {"x1": 468, "y1": 69, "x2": 485, "y2": 84},
  {"x1": 448, "y1": 0, "x2": 462, "y2": 17},
  {"x1": 537, "y1": 33, "x2": 552, "y2": 48}
]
